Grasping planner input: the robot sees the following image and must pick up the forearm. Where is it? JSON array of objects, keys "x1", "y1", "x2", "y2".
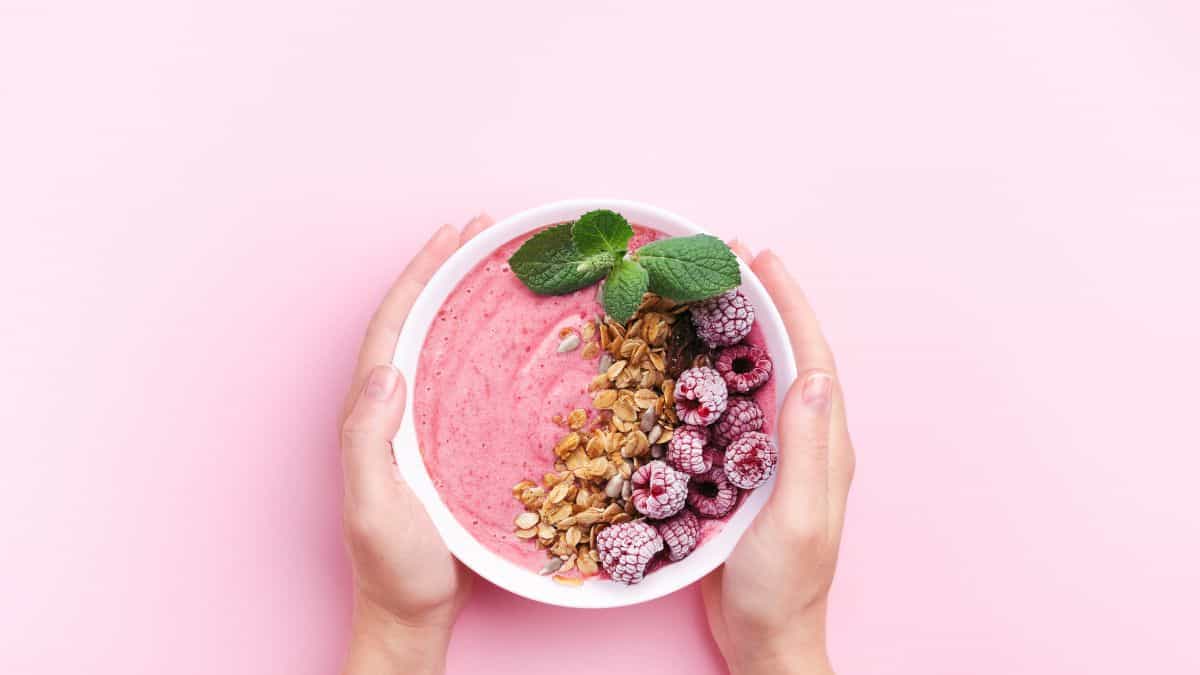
[
  {"x1": 728, "y1": 641, "x2": 833, "y2": 675},
  {"x1": 725, "y1": 609, "x2": 834, "y2": 675},
  {"x1": 342, "y1": 601, "x2": 452, "y2": 675}
]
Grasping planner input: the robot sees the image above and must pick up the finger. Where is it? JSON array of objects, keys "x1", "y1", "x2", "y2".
[
  {"x1": 342, "y1": 365, "x2": 408, "y2": 499},
  {"x1": 460, "y1": 212, "x2": 495, "y2": 243},
  {"x1": 751, "y1": 250, "x2": 836, "y2": 375},
  {"x1": 727, "y1": 239, "x2": 754, "y2": 262},
  {"x1": 751, "y1": 249, "x2": 846, "y2": 538},
  {"x1": 771, "y1": 370, "x2": 834, "y2": 535},
  {"x1": 700, "y1": 570, "x2": 730, "y2": 648},
  {"x1": 341, "y1": 224, "x2": 460, "y2": 421},
  {"x1": 828, "y1": 383, "x2": 855, "y2": 539}
]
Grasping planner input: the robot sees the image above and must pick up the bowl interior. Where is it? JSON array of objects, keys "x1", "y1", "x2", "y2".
[{"x1": 391, "y1": 199, "x2": 797, "y2": 608}]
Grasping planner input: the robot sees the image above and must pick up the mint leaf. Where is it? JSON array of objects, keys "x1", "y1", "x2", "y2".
[
  {"x1": 509, "y1": 223, "x2": 614, "y2": 295},
  {"x1": 634, "y1": 234, "x2": 740, "y2": 302},
  {"x1": 572, "y1": 209, "x2": 634, "y2": 257},
  {"x1": 602, "y1": 257, "x2": 649, "y2": 321}
]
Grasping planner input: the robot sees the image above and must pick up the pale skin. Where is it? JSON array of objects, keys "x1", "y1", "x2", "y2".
[{"x1": 340, "y1": 217, "x2": 855, "y2": 675}]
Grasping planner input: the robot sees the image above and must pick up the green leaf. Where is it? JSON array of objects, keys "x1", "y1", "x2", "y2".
[
  {"x1": 508, "y1": 223, "x2": 614, "y2": 295},
  {"x1": 602, "y1": 257, "x2": 650, "y2": 322},
  {"x1": 572, "y1": 209, "x2": 634, "y2": 257},
  {"x1": 634, "y1": 234, "x2": 740, "y2": 302}
]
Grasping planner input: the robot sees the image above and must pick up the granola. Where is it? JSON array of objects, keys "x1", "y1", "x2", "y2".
[{"x1": 512, "y1": 293, "x2": 688, "y2": 580}]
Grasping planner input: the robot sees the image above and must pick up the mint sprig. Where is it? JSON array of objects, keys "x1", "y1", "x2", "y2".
[
  {"x1": 633, "y1": 234, "x2": 740, "y2": 302},
  {"x1": 572, "y1": 209, "x2": 633, "y2": 258},
  {"x1": 508, "y1": 222, "x2": 613, "y2": 295},
  {"x1": 602, "y1": 257, "x2": 650, "y2": 322},
  {"x1": 508, "y1": 210, "x2": 740, "y2": 321}
]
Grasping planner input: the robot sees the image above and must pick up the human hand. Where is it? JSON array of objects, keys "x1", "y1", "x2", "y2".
[
  {"x1": 701, "y1": 244, "x2": 855, "y2": 675},
  {"x1": 340, "y1": 215, "x2": 493, "y2": 675}
]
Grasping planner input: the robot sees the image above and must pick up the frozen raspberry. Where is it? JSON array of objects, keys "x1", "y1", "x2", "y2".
[
  {"x1": 703, "y1": 447, "x2": 725, "y2": 468},
  {"x1": 630, "y1": 460, "x2": 689, "y2": 519},
  {"x1": 711, "y1": 397, "x2": 766, "y2": 448},
  {"x1": 656, "y1": 510, "x2": 701, "y2": 562},
  {"x1": 674, "y1": 366, "x2": 728, "y2": 426},
  {"x1": 668, "y1": 425, "x2": 712, "y2": 475},
  {"x1": 724, "y1": 431, "x2": 779, "y2": 489},
  {"x1": 690, "y1": 289, "x2": 755, "y2": 348},
  {"x1": 687, "y1": 466, "x2": 739, "y2": 518},
  {"x1": 595, "y1": 521, "x2": 663, "y2": 584},
  {"x1": 715, "y1": 344, "x2": 773, "y2": 394}
]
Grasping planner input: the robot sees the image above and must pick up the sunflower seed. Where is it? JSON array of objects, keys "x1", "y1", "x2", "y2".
[
  {"x1": 538, "y1": 557, "x2": 564, "y2": 575},
  {"x1": 647, "y1": 424, "x2": 663, "y2": 445},
  {"x1": 640, "y1": 407, "x2": 659, "y2": 433},
  {"x1": 557, "y1": 333, "x2": 581, "y2": 353},
  {"x1": 605, "y1": 474, "x2": 625, "y2": 499},
  {"x1": 621, "y1": 481, "x2": 633, "y2": 500},
  {"x1": 598, "y1": 353, "x2": 614, "y2": 374}
]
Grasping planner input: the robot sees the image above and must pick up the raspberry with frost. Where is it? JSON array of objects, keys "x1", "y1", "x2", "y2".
[
  {"x1": 711, "y1": 397, "x2": 765, "y2": 448},
  {"x1": 690, "y1": 289, "x2": 755, "y2": 348},
  {"x1": 687, "y1": 466, "x2": 739, "y2": 518},
  {"x1": 674, "y1": 366, "x2": 728, "y2": 426},
  {"x1": 668, "y1": 425, "x2": 712, "y2": 475},
  {"x1": 724, "y1": 431, "x2": 778, "y2": 489},
  {"x1": 630, "y1": 460, "x2": 689, "y2": 519},
  {"x1": 656, "y1": 510, "x2": 701, "y2": 562},
  {"x1": 596, "y1": 521, "x2": 663, "y2": 584},
  {"x1": 714, "y1": 344, "x2": 773, "y2": 394}
]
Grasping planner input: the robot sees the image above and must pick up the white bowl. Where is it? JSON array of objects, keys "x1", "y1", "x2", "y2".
[{"x1": 390, "y1": 199, "x2": 797, "y2": 608}]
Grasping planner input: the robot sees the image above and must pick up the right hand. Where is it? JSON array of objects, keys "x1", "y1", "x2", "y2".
[{"x1": 701, "y1": 245, "x2": 856, "y2": 675}]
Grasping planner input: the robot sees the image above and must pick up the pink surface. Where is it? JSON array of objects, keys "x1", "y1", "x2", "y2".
[{"x1": 2, "y1": 2, "x2": 1198, "y2": 673}]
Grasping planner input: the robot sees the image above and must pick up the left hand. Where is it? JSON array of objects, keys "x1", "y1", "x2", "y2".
[{"x1": 340, "y1": 214, "x2": 492, "y2": 675}]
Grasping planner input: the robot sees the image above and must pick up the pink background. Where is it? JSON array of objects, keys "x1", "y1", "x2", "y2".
[{"x1": 2, "y1": 1, "x2": 1198, "y2": 673}]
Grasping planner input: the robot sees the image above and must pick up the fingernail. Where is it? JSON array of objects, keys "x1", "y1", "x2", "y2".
[
  {"x1": 802, "y1": 371, "x2": 833, "y2": 411},
  {"x1": 364, "y1": 365, "x2": 399, "y2": 401}
]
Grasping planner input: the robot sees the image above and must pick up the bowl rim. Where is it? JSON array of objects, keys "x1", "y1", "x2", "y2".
[{"x1": 390, "y1": 198, "x2": 797, "y2": 608}]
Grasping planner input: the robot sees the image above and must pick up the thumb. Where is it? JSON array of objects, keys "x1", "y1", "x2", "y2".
[
  {"x1": 341, "y1": 364, "x2": 407, "y2": 499},
  {"x1": 771, "y1": 370, "x2": 835, "y2": 533}
]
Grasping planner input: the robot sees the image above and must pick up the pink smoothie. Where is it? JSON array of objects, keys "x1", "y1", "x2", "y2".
[{"x1": 413, "y1": 225, "x2": 776, "y2": 574}]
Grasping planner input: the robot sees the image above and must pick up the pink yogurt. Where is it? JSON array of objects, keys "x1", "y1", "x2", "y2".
[{"x1": 414, "y1": 225, "x2": 776, "y2": 575}]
